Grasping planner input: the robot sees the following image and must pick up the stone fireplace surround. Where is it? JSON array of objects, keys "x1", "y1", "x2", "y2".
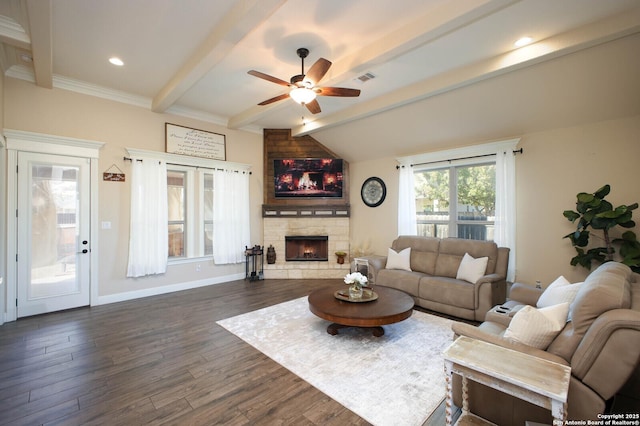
[
  {"x1": 261, "y1": 129, "x2": 351, "y2": 279},
  {"x1": 263, "y1": 216, "x2": 350, "y2": 279}
]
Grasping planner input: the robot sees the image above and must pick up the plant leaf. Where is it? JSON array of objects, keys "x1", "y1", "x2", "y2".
[
  {"x1": 594, "y1": 184, "x2": 610, "y2": 199},
  {"x1": 563, "y1": 210, "x2": 580, "y2": 222}
]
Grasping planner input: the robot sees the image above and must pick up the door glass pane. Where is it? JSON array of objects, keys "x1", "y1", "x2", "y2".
[
  {"x1": 168, "y1": 171, "x2": 185, "y2": 257},
  {"x1": 30, "y1": 165, "x2": 80, "y2": 298},
  {"x1": 415, "y1": 169, "x2": 449, "y2": 237}
]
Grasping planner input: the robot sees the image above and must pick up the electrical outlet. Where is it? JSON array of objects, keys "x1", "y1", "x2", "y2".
[{"x1": 196, "y1": 264, "x2": 201, "y2": 272}]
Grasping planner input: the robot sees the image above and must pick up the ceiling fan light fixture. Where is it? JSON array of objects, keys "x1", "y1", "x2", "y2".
[{"x1": 290, "y1": 87, "x2": 316, "y2": 104}]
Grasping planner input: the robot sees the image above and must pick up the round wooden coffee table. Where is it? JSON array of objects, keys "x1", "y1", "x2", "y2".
[{"x1": 308, "y1": 286, "x2": 414, "y2": 337}]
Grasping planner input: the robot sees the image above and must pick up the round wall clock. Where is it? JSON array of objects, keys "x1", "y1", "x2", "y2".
[{"x1": 361, "y1": 177, "x2": 386, "y2": 207}]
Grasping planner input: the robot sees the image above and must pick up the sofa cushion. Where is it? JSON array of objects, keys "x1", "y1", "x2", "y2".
[
  {"x1": 435, "y1": 238, "x2": 498, "y2": 278},
  {"x1": 571, "y1": 262, "x2": 632, "y2": 335},
  {"x1": 410, "y1": 250, "x2": 439, "y2": 275},
  {"x1": 392, "y1": 236, "x2": 439, "y2": 275},
  {"x1": 546, "y1": 262, "x2": 632, "y2": 362},
  {"x1": 419, "y1": 276, "x2": 476, "y2": 310},
  {"x1": 537, "y1": 276, "x2": 584, "y2": 321},
  {"x1": 456, "y1": 253, "x2": 489, "y2": 284},
  {"x1": 537, "y1": 276, "x2": 569, "y2": 305},
  {"x1": 386, "y1": 247, "x2": 412, "y2": 271},
  {"x1": 504, "y1": 303, "x2": 570, "y2": 349},
  {"x1": 376, "y1": 268, "x2": 421, "y2": 297}
]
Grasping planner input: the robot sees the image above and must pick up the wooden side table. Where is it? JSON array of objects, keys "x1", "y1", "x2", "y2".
[{"x1": 443, "y1": 336, "x2": 571, "y2": 426}]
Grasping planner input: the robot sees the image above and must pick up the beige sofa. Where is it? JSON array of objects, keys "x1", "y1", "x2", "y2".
[
  {"x1": 452, "y1": 261, "x2": 640, "y2": 424},
  {"x1": 360, "y1": 236, "x2": 510, "y2": 321}
]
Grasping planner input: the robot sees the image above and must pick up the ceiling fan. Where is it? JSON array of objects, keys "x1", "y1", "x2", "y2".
[{"x1": 248, "y1": 48, "x2": 361, "y2": 114}]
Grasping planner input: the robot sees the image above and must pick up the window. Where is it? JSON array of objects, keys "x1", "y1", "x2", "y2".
[
  {"x1": 414, "y1": 161, "x2": 495, "y2": 241},
  {"x1": 167, "y1": 166, "x2": 214, "y2": 260},
  {"x1": 203, "y1": 173, "x2": 214, "y2": 256},
  {"x1": 398, "y1": 139, "x2": 518, "y2": 281},
  {"x1": 167, "y1": 170, "x2": 186, "y2": 257},
  {"x1": 126, "y1": 146, "x2": 251, "y2": 268}
]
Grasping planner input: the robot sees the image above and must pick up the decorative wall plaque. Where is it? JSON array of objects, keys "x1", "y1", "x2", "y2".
[
  {"x1": 165, "y1": 123, "x2": 226, "y2": 160},
  {"x1": 103, "y1": 164, "x2": 125, "y2": 182}
]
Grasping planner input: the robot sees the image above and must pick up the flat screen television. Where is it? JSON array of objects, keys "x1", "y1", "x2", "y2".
[{"x1": 274, "y1": 158, "x2": 343, "y2": 198}]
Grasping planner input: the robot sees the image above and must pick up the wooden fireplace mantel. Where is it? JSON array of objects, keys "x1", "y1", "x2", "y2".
[{"x1": 262, "y1": 204, "x2": 350, "y2": 218}]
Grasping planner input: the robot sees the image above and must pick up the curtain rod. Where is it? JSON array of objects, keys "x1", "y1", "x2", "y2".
[
  {"x1": 396, "y1": 148, "x2": 523, "y2": 169},
  {"x1": 123, "y1": 157, "x2": 252, "y2": 174}
]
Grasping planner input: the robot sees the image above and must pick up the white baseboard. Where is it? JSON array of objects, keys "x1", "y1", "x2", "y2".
[{"x1": 95, "y1": 273, "x2": 245, "y2": 306}]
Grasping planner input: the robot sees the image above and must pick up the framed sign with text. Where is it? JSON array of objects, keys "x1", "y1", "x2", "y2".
[{"x1": 165, "y1": 123, "x2": 226, "y2": 160}]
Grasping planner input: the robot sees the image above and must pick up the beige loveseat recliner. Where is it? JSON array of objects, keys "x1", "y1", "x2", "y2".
[
  {"x1": 360, "y1": 236, "x2": 510, "y2": 321},
  {"x1": 452, "y1": 261, "x2": 640, "y2": 425}
]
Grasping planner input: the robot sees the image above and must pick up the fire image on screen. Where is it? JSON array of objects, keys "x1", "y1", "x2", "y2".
[{"x1": 274, "y1": 158, "x2": 343, "y2": 198}]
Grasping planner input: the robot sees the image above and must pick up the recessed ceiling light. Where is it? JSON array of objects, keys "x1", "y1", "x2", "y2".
[
  {"x1": 109, "y1": 57, "x2": 124, "y2": 66},
  {"x1": 514, "y1": 37, "x2": 533, "y2": 48}
]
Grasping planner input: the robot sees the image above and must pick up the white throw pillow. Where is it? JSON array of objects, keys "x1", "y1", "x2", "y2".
[
  {"x1": 537, "y1": 276, "x2": 583, "y2": 310},
  {"x1": 504, "y1": 303, "x2": 570, "y2": 349},
  {"x1": 386, "y1": 247, "x2": 412, "y2": 271},
  {"x1": 456, "y1": 253, "x2": 489, "y2": 283}
]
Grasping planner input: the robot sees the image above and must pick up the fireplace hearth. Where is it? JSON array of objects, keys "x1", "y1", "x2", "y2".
[
  {"x1": 263, "y1": 217, "x2": 349, "y2": 279},
  {"x1": 285, "y1": 236, "x2": 328, "y2": 261}
]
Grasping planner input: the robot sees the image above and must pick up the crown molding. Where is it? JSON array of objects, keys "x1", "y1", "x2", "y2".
[
  {"x1": 165, "y1": 104, "x2": 228, "y2": 128},
  {"x1": 0, "y1": 15, "x2": 30, "y2": 48},
  {"x1": 5, "y1": 65, "x2": 262, "y2": 134},
  {"x1": 7, "y1": 66, "x2": 150, "y2": 107}
]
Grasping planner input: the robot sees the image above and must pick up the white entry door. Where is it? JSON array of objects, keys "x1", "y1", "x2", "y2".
[{"x1": 16, "y1": 152, "x2": 91, "y2": 317}]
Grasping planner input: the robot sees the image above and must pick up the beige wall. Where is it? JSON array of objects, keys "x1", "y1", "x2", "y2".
[
  {"x1": 349, "y1": 114, "x2": 640, "y2": 287},
  {"x1": 349, "y1": 157, "x2": 399, "y2": 258},
  {"x1": 3, "y1": 77, "x2": 263, "y2": 299},
  {"x1": 3, "y1": 74, "x2": 639, "y2": 304},
  {"x1": 515, "y1": 115, "x2": 640, "y2": 284}
]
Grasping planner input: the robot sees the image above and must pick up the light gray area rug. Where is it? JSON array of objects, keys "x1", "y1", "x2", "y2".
[{"x1": 217, "y1": 296, "x2": 455, "y2": 426}]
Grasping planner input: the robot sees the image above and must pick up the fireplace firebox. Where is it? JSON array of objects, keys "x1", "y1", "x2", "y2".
[{"x1": 285, "y1": 236, "x2": 328, "y2": 261}]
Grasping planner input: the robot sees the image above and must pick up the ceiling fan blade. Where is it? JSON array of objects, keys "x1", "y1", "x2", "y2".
[
  {"x1": 304, "y1": 58, "x2": 332, "y2": 86},
  {"x1": 258, "y1": 93, "x2": 290, "y2": 106},
  {"x1": 248, "y1": 70, "x2": 291, "y2": 87},
  {"x1": 305, "y1": 99, "x2": 321, "y2": 114},
  {"x1": 316, "y1": 87, "x2": 361, "y2": 97}
]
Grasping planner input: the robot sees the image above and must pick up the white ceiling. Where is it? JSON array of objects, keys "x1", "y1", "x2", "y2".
[{"x1": 1, "y1": 0, "x2": 639, "y2": 161}]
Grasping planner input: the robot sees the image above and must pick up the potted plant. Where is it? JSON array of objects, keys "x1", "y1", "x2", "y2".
[
  {"x1": 335, "y1": 251, "x2": 347, "y2": 264},
  {"x1": 563, "y1": 184, "x2": 640, "y2": 273}
]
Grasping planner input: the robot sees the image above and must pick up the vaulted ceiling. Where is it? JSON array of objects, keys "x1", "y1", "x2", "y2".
[{"x1": 1, "y1": 0, "x2": 639, "y2": 161}]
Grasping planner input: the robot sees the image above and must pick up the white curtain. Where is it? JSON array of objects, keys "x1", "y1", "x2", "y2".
[
  {"x1": 127, "y1": 159, "x2": 168, "y2": 277},
  {"x1": 495, "y1": 150, "x2": 516, "y2": 282},
  {"x1": 213, "y1": 169, "x2": 250, "y2": 264},
  {"x1": 397, "y1": 165, "x2": 417, "y2": 236}
]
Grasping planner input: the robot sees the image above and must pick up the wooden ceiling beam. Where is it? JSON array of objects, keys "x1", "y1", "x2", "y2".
[
  {"x1": 227, "y1": 0, "x2": 518, "y2": 130},
  {"x1": 152, "y1": 0, "x2": 287, "y2": 113},
  {"x1": 25, "y1": 0, "x2": 52, "y2": 89},
  {"x1": 292, "y1": 7, "x2": 640, "y2": 137}
]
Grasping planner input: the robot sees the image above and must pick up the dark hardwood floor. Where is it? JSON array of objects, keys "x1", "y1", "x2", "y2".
[{"x1": 0, "y1": 278, "x2": 452, "y2": 426}]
